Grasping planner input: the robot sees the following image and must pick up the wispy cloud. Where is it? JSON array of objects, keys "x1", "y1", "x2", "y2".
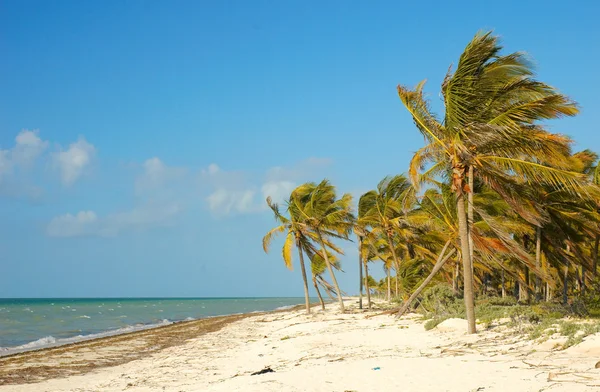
[
  {"x1": 46, "y1": 203, "x2": 181, "y2": 238},
  {"x1": 45, "y1": 156, "x2": 333, "y2": 236},
  {"x1": 52, "y1": 137, "x2": 96, "y2": 186},
  {"x1": 135, "y1": 157, "x2": 187, "y2": 194},
  {"x1": 203, "y1": 158, "x2": 332, "y2": 216},
  {"x1": 0, "y1": 130, "x2": 49, "y2": 200},
  {"x1": 0, "y1": 129, "x2": 48, "y2": 182}
]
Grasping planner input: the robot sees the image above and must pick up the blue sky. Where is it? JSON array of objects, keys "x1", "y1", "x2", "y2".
[{"x1": 1, "y1": 0, "x2": 598, "y2": 297}]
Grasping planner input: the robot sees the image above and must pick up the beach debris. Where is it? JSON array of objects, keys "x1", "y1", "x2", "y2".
[
  {"x1": 596, "y1": 361, "x2": 600, "y2": 369},
  {"x1": 251, "y1": 367, "x2": 275, "y2": 376},
  {"x1": 372, "y1": 367, "x2": 381, "y2": 371}
]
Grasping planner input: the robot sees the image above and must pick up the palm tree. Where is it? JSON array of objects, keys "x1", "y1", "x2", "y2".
[
  {"x1": 398, "y1": 31, "x2": 581, "y2": 333},
  {"x1": 359, "y1": 176, "x2": 414, "y2": 296},
  {"x1": 290, "y1": 180, "x2": 355, "y2": 312},
  {"x1": 262, "y1": 196, "x2": 312, "y2": 314},
  {"x1": 311, "y1": 250, "x2": 343, "y2": 310}
]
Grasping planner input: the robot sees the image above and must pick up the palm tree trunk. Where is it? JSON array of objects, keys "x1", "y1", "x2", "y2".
[
  {"x1": 546, "y1": 282, "x2": 552, "y2": 302},
  {"x1": 467, "y1": 165, "x2": 475, "y2": 278},
  {"x1": 501, "y1": 269, "x2": 506, "y2": 298},
  {"x1": 358, "y1": 236, "x2": 363, "y2": 310},
  {"x1": 594, "y1": 233, "x2": 599, "y2": 277},
  {"x1": 297, "y1": 246, "x2": 311, "y2": 314},
  {"x1": 453, "y1": 261, "x2": 460, "y2": 296},
  {"x1": 386, "y1": 267, "x2": 391, "y2": 303},
  {"x1": 563, "y1": 262, "x2": 569, "y2": 305},
  {"x1": 520, "y1": 266, "x2": 530, "y2": 303},
  {"x1": 317, "y1": 230, "x2": 345, "y2": 312},
  {"x1": 535, "y1": 226, "x2": 542, "y2": 301},
  {"x1": 395, "y1": 259, "x2": 399, "y2": 298},
  {"x1": 456, "y1": 191, "x2": 476, "y2": 334},
  {"x1": 581, "y1": 265, "x2": 586, "y2": 295},
  {"x1": 385, "y1": 230, "x2": 402, "y2": 302},
  {"x1": 397, "y1": 241, "x2": 454, "y2": 316},
  {"x1": 313, "y1": 275, "x2": 325, "y2": 310},
  {"x1": 365, "y1": 261, "x2": 371, "y2": 309}
]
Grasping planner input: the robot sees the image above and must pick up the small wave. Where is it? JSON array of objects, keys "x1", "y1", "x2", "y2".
[
  {"x1": 13, "y1": 336, "x2": 57, "y2": 350},
  {"x1": 274, "y1": 305, "x2": 296, "y2": 311},
  {"x1": 79, "y1": 315, "x2": 91, "y2": 319},
  {"x1": 184, "y1": 317, "x2": 195, "y2": 321},
  {"x1": 0, "y1": 319, "x2": 175, "y2": 356}
]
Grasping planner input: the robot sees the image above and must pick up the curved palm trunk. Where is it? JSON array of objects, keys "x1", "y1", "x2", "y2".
[
  {"x1": 467, "y1": 165, "x2": 475, "y2": 277},
  {"x1": 312, "y1": 275, "x2": 326, "y2": 310},
  {"x1": 296, "y1": 245, "x2": 311, "y2": 314},
  {"x1": 317, "y1": 230, "x2": 345, "y2": 312},
  {"x1": 365, "y1": 261, "x2": 372, "y2": 309},
  {"x1": 358, "y1": 236, "x2": 363, "y2": 310},
  {"x1": 457, "y1": 191, "x2": 476, "y2": 334},
  {"x1": 397, "y1": 241, "x2": 454, "y2": 316}
]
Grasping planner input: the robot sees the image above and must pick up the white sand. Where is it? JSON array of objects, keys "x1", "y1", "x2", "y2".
[{"x1": 3, "y1": 298, "x2": 600, "y2": 392}]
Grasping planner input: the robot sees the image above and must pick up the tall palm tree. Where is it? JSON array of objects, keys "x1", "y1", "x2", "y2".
[
  {"x1": 291, "y1": 180, "x2": 355, "y2": 312},
  {"x1": 398, "y1": 31, "x2": 581, "y2": 333}
]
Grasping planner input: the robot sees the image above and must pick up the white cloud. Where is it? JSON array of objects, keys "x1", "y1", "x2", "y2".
[
  {"x1": 135, "y1": 157, "x2": 186, "y2": 194},
  {"x1": 0, "y1": 130, "x2": 48, "y2": 183},
  {"x1": 261, "y1": 180, "x2": 295, "y2": 204},
  {"x1": 46, "y1": 203, "x2": 181, "y2": 238},
  {"x1": 0, "y1": 150, "x2": 10, "y2": 179},
  {"x1": 53, "y1": 137, "x2": 95, "y2": 185},
  {"x1": 12, "y1": 130, "x2": 49, "y2": 167},
  {"x1": 46, "y1": 211, "x2": 98, "y2": 238},
  {"x1": 207, "y1": 188, "x2": 258, "y2": 215},
  {"x1": 202, "y1": 158, "x2": 332, "y2": 216},
  {"x1": 207, "y1": 163, "x2": 220, "y2": 175}
]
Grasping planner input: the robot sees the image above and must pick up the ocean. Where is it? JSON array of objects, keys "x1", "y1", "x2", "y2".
[{"x1": 0, "y1": 297, "x2": 307, "y2": 356}]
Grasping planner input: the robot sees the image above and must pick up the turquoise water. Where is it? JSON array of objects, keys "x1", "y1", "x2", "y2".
[{"x1": 0, "y1": 297, "x2": 306, "y2": 355}]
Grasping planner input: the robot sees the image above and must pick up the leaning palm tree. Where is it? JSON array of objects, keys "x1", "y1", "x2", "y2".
[
  {"x1": 311, "y1": 250, "x2": 343, "y2": 310},
  {"x1": 290, "y1": 180, "x2": 355, "y2": 311},
  {"x1": 359, "y1": 176, "x2": 414, "y2": 296},
  {"x1": 262, "y1": 197, "x2": 312, "y2": 314},
  {"x1": 398, "y1": 31, "x2": 581, "y2": 333}
]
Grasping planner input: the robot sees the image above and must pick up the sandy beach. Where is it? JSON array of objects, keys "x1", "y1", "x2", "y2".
[{"x1": 2, "y1": 298, "x2": 600, "y2": 392}]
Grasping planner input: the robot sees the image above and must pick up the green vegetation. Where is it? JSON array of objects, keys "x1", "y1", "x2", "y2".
[{"x1": 262, "y1": 30, "x2": 600, "y2": 338}]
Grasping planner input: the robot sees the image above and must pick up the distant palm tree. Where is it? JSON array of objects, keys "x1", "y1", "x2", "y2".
[
  {"x1": 359, "y1": 175, "x2": 420, "y2": 302},
  {"x1": 311, "y1": 250, "x2": 342, "y2": 310},
  {"x1": 262, "y1": 197, "x2": 312, "y2": 314},
  {"x1": 398, "y1": 31, "x2": 581, "y2": 333},
  {"x1": 291, "y1": 180, "x2": 355, "y2": 312}
]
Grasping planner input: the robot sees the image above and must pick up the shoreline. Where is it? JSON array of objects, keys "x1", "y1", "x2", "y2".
[
  {"x1": 0, "y1": 302, "x2": 311, "y2": 386},
  {"x1": 0, "y1": 299, "x2": 313, "y2": 359},
  {"x1": 3, "y1": 298, "x2": 600, "y2": 391}
]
